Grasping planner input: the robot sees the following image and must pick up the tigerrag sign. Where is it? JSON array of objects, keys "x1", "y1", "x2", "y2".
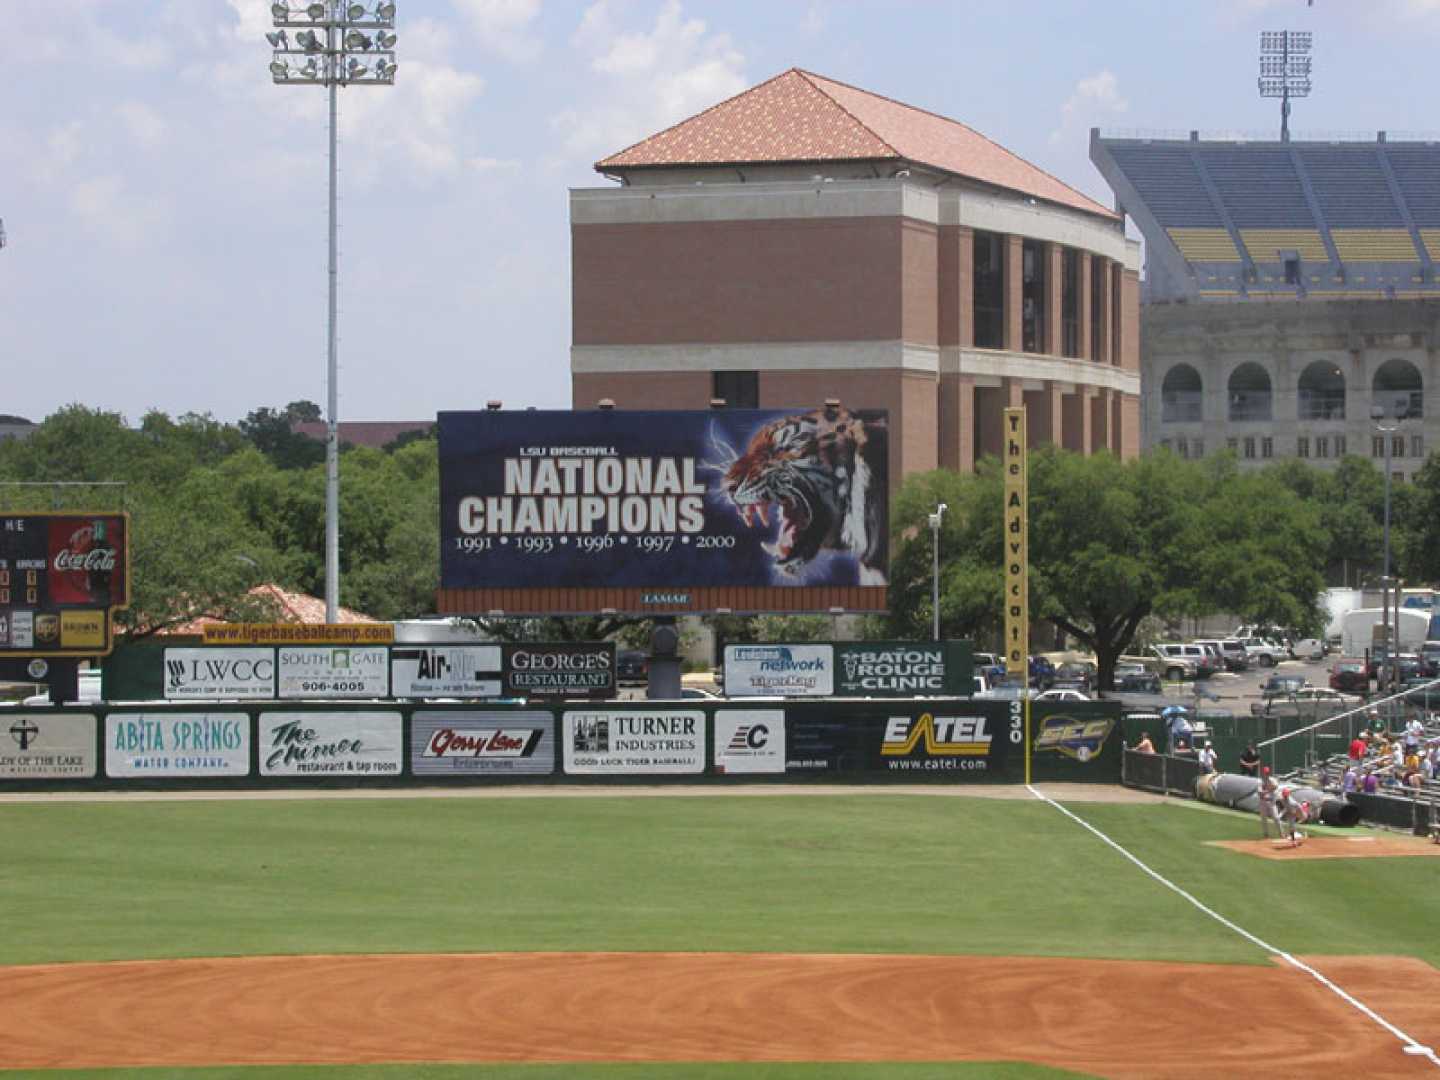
[{"x1": 437, "y1": 408, "x2": 889, "y2": 595}]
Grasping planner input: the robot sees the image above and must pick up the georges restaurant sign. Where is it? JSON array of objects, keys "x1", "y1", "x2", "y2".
[
  {"x1": 438, "y1": 408, "x2": 889, "y2": 593},
  {"x1": 502, "y1": 643, "x2": 614, "y2": 699}
]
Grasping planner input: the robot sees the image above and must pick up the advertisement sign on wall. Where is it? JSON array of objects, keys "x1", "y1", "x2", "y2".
[
  {"x1": 833, "y1": 642, "x2": 973, "y2": 697},
  {"x1": 277, "y1": 646, "x2": 388, "y2": 699},
  {"x1": 868, "y1": 704, "x2": 1014, "y2": 776},
  {"x1": 723, "y1": 644, "x2": 833, "y2": 697},
  {"x1": 391, "y1": 645, "x2": 503, "y2": 698},
  {"x1": 411, "y1": 710, "x2": 554, "y2": 775},
  {"x1": 1, "y1": 712, "x2": 97, "y2": 779},
  {"x1": 784, "y1": 713, "x2": 856, "y2": 774},
  {"x1": 105, "y1": 713, "x2": 250, "y2": 778},
  {"x1": 163, "y1": 648, "x2": 275, "y2": 700},
  {"x1": 439, "y1": 407, "x2": 889, "y2": 593},
  {"x1": 502, "y1": 643, "x2": 615, "y2": 699},
  {"x1": 712, "y1": 710, "x2": 785, "y2": 774},
  {"x1": 258, "y1": 711, "x2": 403, "y2": 776},
  {"x1": 562, "y1": 709, "x2": 705, "y2": 775}
]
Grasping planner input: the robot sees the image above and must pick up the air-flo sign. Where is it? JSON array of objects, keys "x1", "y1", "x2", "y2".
[
  {"x1": 391, "y1": 645, "x2": 503, "y2": 698},
  {"x1": 724, "y1": 641, "x2": 973, "y2": 698}
]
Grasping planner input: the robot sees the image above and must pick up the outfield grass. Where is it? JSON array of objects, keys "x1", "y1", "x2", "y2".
[{"x1": 4, "y1": 793, "x2": 1435, "y2": 970}]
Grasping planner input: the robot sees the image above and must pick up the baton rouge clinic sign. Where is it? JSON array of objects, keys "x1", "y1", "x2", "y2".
[{"x1": 437, "y1": 408, "x2": 889, "y2": 613}]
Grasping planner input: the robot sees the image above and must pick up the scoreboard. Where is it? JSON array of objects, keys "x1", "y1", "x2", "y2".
[{"x1": 0, "y1": 512, "x2": 130, "y2": 657}]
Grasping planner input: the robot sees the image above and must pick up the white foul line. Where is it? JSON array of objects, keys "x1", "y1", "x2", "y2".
[{"x1": 1026, "y1": 785, "x2": 1440, "y2": 1068}]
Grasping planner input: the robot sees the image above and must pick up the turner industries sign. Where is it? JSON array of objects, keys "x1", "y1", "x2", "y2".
[{"x1": 723, "y1": 641, "x2": 972, "y2": 698}]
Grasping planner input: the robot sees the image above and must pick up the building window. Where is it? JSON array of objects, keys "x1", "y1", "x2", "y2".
[
  {"x1": 1335, "y1": 435, "x2": 1346, "y2": 456},
  {"x1": 1261, "y1": 437, "x2": 1273, "y2": 459},
  {"x1": 1243, "y1": 436, "x2": 1256, "y2": 459},
  {"x1": 1413, "y1": 435, "x2": 1425, "y2": 458},
  {"x1": 1317, "y1": 436, "x2": 1330, "y2": 459},
  {"x1": 1373, "y1": 436, "x2": 1385, "y2": 458},
  {"x1": 1090, "y1": 257, "x2": 1105, "y2": 362},
  {"x1": 1160, "y1": 438, "x2": 1172, "y2": 452},
  {"x1": 973, "y1": 231, "x2": 1006, "y2": 350},
  {"x1": 1111, "y1": 267, "x2": 1122, "y2": 365},
  {"x1": 1393, "y1": 435, "x2": 1406, "y2": 458},
  {"x1": 1297, "y1": 436, "x2": 1310, "y2": 459},
  {"x1": 1283, "y1": 256, "x2": 1300, "y2": 285},
  {"x1": 1060, "y1": 248, "x2": 1081, "y2": 359},
  {"x1": 712, "y1": 371, "x2": 758, "y2": 408},
  {"x1": 1227, "y1": 437, "x2": 1238, "y2": 452},
  {"x1": 1394, "y1": 472, "x2": 1405, "y2": 484},
  {"x1": 1022, "y1": 240, "x2": 1047, "y2": 353},
  {"x1": 1176, "y1": 440, "x2": 1189, "y2": 459},
  {"x1": 1192, "y1": 439, "x2": 1204, "y2": 458}
]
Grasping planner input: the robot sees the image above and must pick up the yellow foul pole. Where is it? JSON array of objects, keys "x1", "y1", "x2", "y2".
[{"x1": 1002, "y1": 407, "x2": 1030, "y2": 785}]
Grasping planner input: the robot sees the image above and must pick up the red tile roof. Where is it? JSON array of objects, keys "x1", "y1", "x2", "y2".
[
  {"x1": 597, "y1": 68, "x2": 1116, "y2": 220},
  {"x1": 161, "y1": 584, "x2": 380, "y2": 635},
  {"x1": 292, "y1": 420, "x2": 433, "y2": 449}
]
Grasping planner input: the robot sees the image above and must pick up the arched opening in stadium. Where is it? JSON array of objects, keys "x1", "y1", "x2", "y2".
[
  {"x1": 1161, "y1": 364, "x2": 1203, "y2": 423},
  {"x1": 1227, "y1": 363, "x2": 1272, "y2": 422},
  {"x1": 1372, "y1": 358, "x2": 1423, "y2": 419},
  {"x1": 1298, "y1": 361, "x2": 1345, "y2": 421}
]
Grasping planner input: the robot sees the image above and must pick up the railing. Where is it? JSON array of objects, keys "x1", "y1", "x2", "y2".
[
  {"x1": 1298, "y1": 392, "x2": 1346, "y2": 421},
  {"x1": 1161, "y1": 393, "x2": 1202, "y2": 423},
  {"x1": 1100, "y1": 128, "x2": 1440, "y2": 145}
]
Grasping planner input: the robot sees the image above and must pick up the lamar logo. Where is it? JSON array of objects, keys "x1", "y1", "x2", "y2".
[
  {"x1": 725, "y1": 723, "x2": 769, "y2": 751},
  {"x1": 881, "y1": 713, "x2": 991, "y2": 756},
  {"x1": 1034, "y1": 716, "x2": 1115, "y2": 762}
]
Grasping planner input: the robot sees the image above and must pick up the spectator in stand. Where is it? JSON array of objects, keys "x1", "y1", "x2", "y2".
[
  {"x1": 1405, "y1": 715, "x2": 1425, "y2": 754},
  {"x1": 1348, "y1": 732, "x2": 1368, "y2": 767},
  {"x1": 1163, "y1": 706, "x2": 1193, "y2": 754},
  {"x1": 1197, "y1": 741, "x2": 1219, "y2": 775},
  {"x1": 1238, "y1": 743, "x2": 1261, "y2": 778},
  {"x1": 1427, "y1": 743, "x2": 1440, "y2": 780},
  {"x1": 1362, "y1": 767, "x2": 1380, "y2": 794},
  {"x1": 1342, "y1": 764, "x2": 1359, "y2": 793},
  {"x1": 1133, "y1": 732, "x2": 1155, "y2": 754}
]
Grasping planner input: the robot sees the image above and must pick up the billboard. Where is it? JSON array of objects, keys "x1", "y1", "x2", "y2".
[
  {"x1": 712, "y1": 709, "x2": 785, "y2": 774},
  {"x1": 834, "y1": 642, "x2": 973, "y2": 697},
  {"x1": 391, "y1": 645, "x2": 503, "y2": 698},
  {"x1": 502, "y1": 643, "x2": 615, "y2": 700},
  {"x1": 164, "y1": 648, "x2": 275, "y2": 700},
  {"x1": 411, "y1": 710, "x2": 555, "y2": 776},
  {"x1": 105, "y1": 712, "x2": 250, "y2": 778},
  {"x1": 277, "y1": 646, "x2": 388, "y2": 699},
  {"x1": 561, "y1": 709, "x2": 706, "y2": 775},
  {"x1": 0, "y1": 513, "x2": 129, "y2": 657},
  {"x1": 258, "y1": 711, "x2": 403, "y2": 776},
  {"x1": 437, "y1": 407, "x2": 888, "y2": 614},
  {"x1": 723, "y1": 644, "x2": 833, "y2": 697},
  {"x1": 1, "y1": 712, "x2": 97, "y2": 779}
]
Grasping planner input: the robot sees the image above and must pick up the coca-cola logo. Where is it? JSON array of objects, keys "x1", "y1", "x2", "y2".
[{"x1": 53, "y1": 547, "x2": 118, "y2": 572}]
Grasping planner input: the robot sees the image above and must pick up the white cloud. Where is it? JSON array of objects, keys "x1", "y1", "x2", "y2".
[
  {"x1": 454, "y1": 0, "x2": 544, "y2": 62},
  {"x1": 116, "y1": 102, "x2": 167, "y2": 148},
  {"x1": 802, "y1": 0, "x2": 827, "y2": 36},
  {"x1": 1050, "y1": 69, "x2": 1128, "y2": 147},
  {"x1": 552, "y1": 0, "x2": 746, "y2": 166}
]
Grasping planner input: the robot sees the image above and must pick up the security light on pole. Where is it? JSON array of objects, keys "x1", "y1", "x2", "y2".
[
  {"x1": 266, "y1": 1, "x2": 397, "y2": 623},
  {"x1": 929, "y1": 503, "x2": 948, "y2": 642},
  {"x1": 1258, "y1": 30, "x2": 1312, "y2": 143}
]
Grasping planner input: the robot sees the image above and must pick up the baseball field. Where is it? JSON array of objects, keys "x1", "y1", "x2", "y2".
[{"x1": 3, "y1": 785, "x2": 1439, "y2": 1078}]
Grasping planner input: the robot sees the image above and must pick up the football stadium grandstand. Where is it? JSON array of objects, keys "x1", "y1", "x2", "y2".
[{"x1": 1091, "y1": 130, "x2": 1440, "y2": 476}]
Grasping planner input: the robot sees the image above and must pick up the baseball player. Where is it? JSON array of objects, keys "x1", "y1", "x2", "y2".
[
  {"x1": 1257, "y1": 768, "x2": 1279, "y2": 839},
  {"x1": 1276, "y1": 785, "x2": 1308, "y2": 847}
]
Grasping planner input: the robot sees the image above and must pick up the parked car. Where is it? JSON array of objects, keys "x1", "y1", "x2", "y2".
[
  {"x1": 1033, "y1": 688, "x2": 1091, "y2": 702},
  {"x1": 1259, "y1": 674, "x2": 1309, "y2": 699},
  {"x1": 1239, "y1": 638, "x2": 1286, "y2": 668},
  {"x1": 1329, "y1": 658, "x2": 1370, "y2": 692},
  {"x1": 1114, "y1": 662, "x2": 1162, "y2": 693},
  {"x1": 973, "y1": 652, "x2": 1008, "y2": 684},
  {"x1": 1051, "y1": 662, "x2": 1095, "y2": 692},
  {"x1": 1249, "y1": 686, "x2": 1362, "y2": 719},
  {"x1": 616, "y1": 649, "x2": 649, "y2": 685},
  {"x1": 1151, "y1": 643, "x2": 1217, "y2": 680},
  {"x1": 1028, "y1": 655, "x2": 1056, "y2": 689},
  {"x1": 1288, "y1": 638, "x2": 1326, "y2": 661},
  {"x1": 1194, "y1": 638, "x2": 1248, "y2": 673}
]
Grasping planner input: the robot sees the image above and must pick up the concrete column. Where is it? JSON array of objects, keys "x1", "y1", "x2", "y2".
[
  {"x1": 976, "y1": 385, "x2": 1004, "y2": 459},
  {"x1": 1079, "y1": 252, "x2": 1093, "y2": 361},
  {"x1": 1119, "y1": 393, "x2": 1141, "y2": 458},
  {"x1": 1096, "y1": 257, "x2": 1113, "y2": 367},
  {"x1": 1120, "y1": 269, "x2": 1140, "y2": 372},
  {"x1": 1111, "y1": 263, "x2": 1124, "y2": 366},
  {"x1": 1037, "y1": 381, "x2": 1066, "y2": 446},
  {"x1": 957, "y1": 374, "x2": 975, "y2": 472},
  {"x1": 1005, "y1": 234, "x2": 1023, "y2": 352},
  {"x1": 1090, "y1": 389, "x2": 1110, "y2": 454},
  {"x1": 1062, "y1": 390, "x2": 1084, "y2": 453},
  {"x1": 1045, "y1": 244, "x2": 1063, "y2": 357},
  {"x1": 939, "y1": 225, "x2": 974, "y2": 349}
]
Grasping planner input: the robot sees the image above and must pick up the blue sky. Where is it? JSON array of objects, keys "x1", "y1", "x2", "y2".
[{"x1": 2, "y1": 0, "x2": 1437, "y2": 425}]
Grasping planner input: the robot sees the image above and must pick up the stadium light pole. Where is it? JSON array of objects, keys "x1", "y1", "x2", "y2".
[
  {"x1": 267, "y1": 1, "x2": 397, "y2": 623},
  {"x1": 1258, "y1": 30, "x2": 1312, "y2": 143},
  {"x1": 1372, "y1": 404, "x2": 1400, "y2": 690},
  {"x1": 928, "y1": 502, "x2": 947, "y2": 641}
]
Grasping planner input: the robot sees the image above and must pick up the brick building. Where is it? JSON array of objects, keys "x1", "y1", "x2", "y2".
[{"x1": 570, "y1": 68, "x2": 1142, "y2": 486}]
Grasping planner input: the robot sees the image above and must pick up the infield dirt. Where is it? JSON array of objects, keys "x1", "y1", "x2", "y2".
[{"x1": 4, "y1": 951, "x2": 1439, "y2": 1077}]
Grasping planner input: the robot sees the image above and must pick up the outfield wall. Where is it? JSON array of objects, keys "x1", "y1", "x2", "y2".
[{"x1": 0, "y1": 699, "x2": 1120, "y2": 791}]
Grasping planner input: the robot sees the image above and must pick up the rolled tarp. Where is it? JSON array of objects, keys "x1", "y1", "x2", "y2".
[{"x1": 1195, "y1": 772, "x2": 1359, "y2": 827}]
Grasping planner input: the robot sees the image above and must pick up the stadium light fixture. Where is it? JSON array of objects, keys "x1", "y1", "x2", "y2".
[
  {"x1": 928, "y1": 502, "x2": 948, "y2": 641},
  {"x1": 266, "y1": 0, "x2": 397, "y2": 624},
  {"x1": 1258, "y1": 29, "x2": 1313, "y2": 143}
]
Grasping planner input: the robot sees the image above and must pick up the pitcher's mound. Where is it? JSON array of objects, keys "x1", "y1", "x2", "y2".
[{"x1": 1210, "y1": 835, "x2": 1440, "y2": 860}]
